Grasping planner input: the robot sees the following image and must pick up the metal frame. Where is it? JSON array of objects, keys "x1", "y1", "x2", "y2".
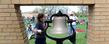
[{"x1": 44, "y1": 11, "x2": 76, "y2": 44}]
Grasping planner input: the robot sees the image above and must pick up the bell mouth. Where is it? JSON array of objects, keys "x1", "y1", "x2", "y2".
[
  {"x1": 46, "y1": 16, "x2": 70, "y2": 38},
  {"x1": 46, "y1": 28, "x2": 69, "y2": 38}
]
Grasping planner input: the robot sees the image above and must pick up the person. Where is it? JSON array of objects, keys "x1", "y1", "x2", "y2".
[
  {"x1": 68, "y1": 12, "x2": 79, "y2": 44},
  {"x1": 27, "y1": 24, "x2": 33, "y2": 40},
  {"x1": 28, "y1": 25, "x2": 32, "y2": 31},
  {"x1": 33, "y1": 13, "x2": 47, "y2": 44},
  {"x1": 31, "y1": 16, "x2": 35, "y2": 22},
  {"x1": 68, "y1": 12, "x2": 79, "y2": 35}
]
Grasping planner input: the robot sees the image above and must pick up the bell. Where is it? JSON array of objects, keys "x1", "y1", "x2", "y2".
[
  {"x1": 46, "y1": 16, "x2": 69, "y2": 38},
  {"x1": 51, "y1": 16, "x2": 67, "y2": 34},
  {"x1": 46, "y1": 10, "x2": 70, "y2": 38}
]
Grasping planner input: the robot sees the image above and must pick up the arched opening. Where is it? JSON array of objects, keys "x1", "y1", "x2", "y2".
[{"x1": 15, "y1": 4, "x2": 94, "y2": 44}]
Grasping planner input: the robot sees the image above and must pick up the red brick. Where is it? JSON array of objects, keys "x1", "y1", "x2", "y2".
[
  {"x1": 45, "y1": 0, "x2": 57, "y2": 3},
  {"x1": 20, "y1": 0, "x2": 32, "y2": 4},
  {"x1": 0, "y1": 13, "x2": 10, "y2": 17},
  {"x1": 0, "y1": 0, "x2": 11, "y2": 4},
  {"x1": 0, "y1": 9, "x2": 16, "y2": 13},
  {"x1": 95, "y1": 0, "x2": 106, "y2": 3},
  {"x1": 70, "y1": 0, "x2": 82, "y2": 4},
  {"x1": 8, "y1": 5, "x2": 15, "y2": 8},
  {"x1": 58, "y1": 0, "x2": 70, "y2": 3},
  {"x1": 0, "y1": 5, "x2": 9, "y2": 8},
  {"x1": 33, "y1": 0, "x2": 45, "y2": 3},
  {"x1": 11, "y1": 0, "x2": 20, "y2": 4},
  {"x1": 5, "y1": 17, "x2": 18, "y2": 20}
]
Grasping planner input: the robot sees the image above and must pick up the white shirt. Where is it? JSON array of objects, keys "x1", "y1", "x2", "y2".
[{"x1": 69, "y1": 16, "x2": 78, "y2": 25}]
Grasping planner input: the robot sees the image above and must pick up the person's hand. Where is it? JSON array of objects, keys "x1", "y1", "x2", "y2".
[
  {"x1": 33, "y1": 29, "x2": 37, "y2": 33},
  {"x1": 44, "y1": 23, "x2": 48, "y2": 29},
  {"x1": 37, "y1": 30, "x2": 42, "y2": 34}
]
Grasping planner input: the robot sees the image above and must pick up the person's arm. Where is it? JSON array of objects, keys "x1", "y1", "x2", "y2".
[
  {"x1": 32, "y1": 28, "x2": 37, "y2": 33},
  {"x1": 44, "y1": 23, "x2": 48, "y2": 30},
  {"x1": 33, "y1": 23, "x2": 42, "y2": 34},
  {"x1": 32, "y1": 28, "x2": 42, "y2": 34}
]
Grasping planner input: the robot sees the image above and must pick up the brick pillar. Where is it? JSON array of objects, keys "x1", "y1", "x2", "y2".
[
  {"x1": 0, "y1": 0, "x2": 28, "y2": 44},
  {"x1": 87, "y1": 5, "x2": 94, "y2": 44},
  {"x1": 87, "y1": 0, "x2": 109, "y2": 44}
]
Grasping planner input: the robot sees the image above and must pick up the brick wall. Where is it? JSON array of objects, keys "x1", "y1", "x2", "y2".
[{"x1": 0, "y1": 0, "x2": 109, "y2": 44}]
